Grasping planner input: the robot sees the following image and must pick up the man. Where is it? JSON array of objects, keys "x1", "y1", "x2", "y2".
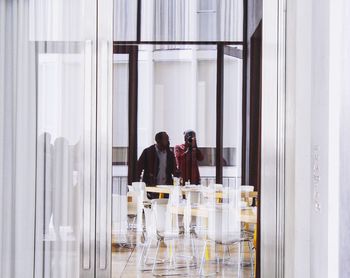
[
  {"x1": 175, "y1": 130, "x2": 204, "y2": 185},
  {"x1": 137, "y1": 132, "x2": 178, "y2": 197}
]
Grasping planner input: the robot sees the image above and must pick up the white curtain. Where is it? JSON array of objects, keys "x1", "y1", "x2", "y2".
[
  {"x1": 1, "y1": 0, "x2": 96, "y2": 277},
  {"x1": 0, "y1": 1, "x2": 37, "y2": 278},
  {"x1": 114, "y1": 0, "x2": 243, "y2": 43},
  {"x1": 33, "y1": 5, "x2": 95, "y2": 278}
]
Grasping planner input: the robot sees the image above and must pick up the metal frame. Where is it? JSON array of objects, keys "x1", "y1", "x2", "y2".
[
  {"x1": 113, "y1": 0, "x2": 246, "y2": 184},
  {"x1": 110, "y1": 1, "x2": 288, "y2": 278},
  {"x1": 260, "y1": 0, "x2": 286, "y2": 277}
]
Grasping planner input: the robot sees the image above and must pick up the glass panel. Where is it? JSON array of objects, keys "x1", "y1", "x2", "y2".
[
  {"x1": 137, "y1": 44, "x2": 217, "y2": 185},
  {"x1": 141, "y1": 0, "x2": 243, "y2": 42},
  {"x1": 113, "y1": 54, "x2": 129, "y2": 167},
  {"x1": 113, "y1": 0, "x2": 137, "y2": 41},
  {"x1": 35, "y1": 43, "x2": 95, "y2": 277},
  {"x1": 32, "y1": 1, "x2": 97, "y2": 277},
  {"x1": 111, "y1": 53, "x2": 130, "y2": 277},
  {"x1": 223, "y1": 46, "x2": 242, "y2": 185}
]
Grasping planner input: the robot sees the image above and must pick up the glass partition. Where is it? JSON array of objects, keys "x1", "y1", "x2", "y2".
[
  {"x1": 141, "y1": 0, "x2": 243, "y2": 41},
  {"x1": 113, "y1": 0, "x2": 138, "y2": 41},
  {"x1": 113, "y1": 0, "x2": 244, "y2": 42},
  {"x1": 32, "y1": 1, "x2": 98, "y2": 277},
  {"x1": 223, "y1": 46, "x2": 243, "y2": 186},
  {"x1": 137, "y1": 45, "x2": 217, "y2": 184}
]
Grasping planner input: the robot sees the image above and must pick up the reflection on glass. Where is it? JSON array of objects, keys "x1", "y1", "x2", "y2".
[
  {"x1": 111, "y1": 44, "x2": 250, "y2": 277},
  {"x1": 36, "y1": 41, "x2": 92, "y2": 277},
  {"x1": 112, "y1": 54, "x2": 129, "y2": 250},
  {"x1": 113, "y1": 0, "x2": 243, "y2": 42},
  {"x1": 114, "y1": 0, "x2": 137, "y2": 41},
  {"x1": 113, "y1": 54, "x2": 129, "y2": 166},
  {"x1": 137, "y1": 45, "x2": 217, "y2": 185},
  {"x1": 223, "y1": 46, "x2": 243, "y2": 187},
  {"x1": 141, "y1": 0, "x2": 243, "y2": 41}
]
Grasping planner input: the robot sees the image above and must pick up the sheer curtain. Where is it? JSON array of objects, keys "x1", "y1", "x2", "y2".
[
  {"x1": 0, "y1": 1, "x2": 37, "y2": 278},
  {"x1": 32, "y1": 1, "x2": 97, "y2": 277},
  {"x1": 1, "y1": 0, "x2": 97, "y2": 277}
]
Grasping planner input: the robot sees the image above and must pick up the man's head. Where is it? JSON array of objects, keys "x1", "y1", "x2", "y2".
[
  {"x1": 184, "y1": 130, "x2": 196, "y2": 146},
  {"x1": 155, "y1": 131, "x2": 169, "y2": 151}
]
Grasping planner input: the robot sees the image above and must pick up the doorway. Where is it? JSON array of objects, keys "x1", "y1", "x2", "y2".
[{"x1": 111, "y1": 41, "x2": 254, "y2": 276}]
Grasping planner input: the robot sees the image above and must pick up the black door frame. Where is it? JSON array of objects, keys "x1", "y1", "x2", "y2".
[
  {"x1": 113, "y1": 45, "x2": 139, "y2": 185},
  {"x1": 113, "y1": 43, "x2": 244, "y2": 185}
]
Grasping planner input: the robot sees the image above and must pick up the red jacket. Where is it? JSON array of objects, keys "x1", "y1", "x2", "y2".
[{"x1": 174, "y1": 144, "x2": 204, "y2": 185}]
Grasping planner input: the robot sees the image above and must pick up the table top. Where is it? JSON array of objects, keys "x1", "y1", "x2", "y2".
[
  {"x1": 170, "y1": 205, "x2": 257, "y2": 224},
  {"x1": 145, "y1": 185, "x2": 258, "y2": 198}
]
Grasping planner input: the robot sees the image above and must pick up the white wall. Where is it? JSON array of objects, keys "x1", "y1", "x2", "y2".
[
  {"x1": 285, "y1": 0, "x2": 350, "y2": 277},
  {"x1": 112, "y1": 49, "x2": 242, "y2": 159}
]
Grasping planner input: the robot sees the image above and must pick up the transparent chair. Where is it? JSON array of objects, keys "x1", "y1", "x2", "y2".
[
  {"x1": 112, "y1": 178, "x2": 128, "y2": 245},
  {"x1": 131, "y1": 182, "x2": 146, "y2": 232},
  {"x1": 138, "y1": 199, "x2": 166, "y2": 270},
  {"x1": 151, "y1": 186, "x2": 196, "y2": 276},
  {"x1": 127, "y1": 190, "x2": 139, "y2": 230},
  {"x1": 199, "y1": 185, "x2": 254, "y2": 277},
  {"x1": 183, "y1": 189, "x2": 205, "y2": 268}
]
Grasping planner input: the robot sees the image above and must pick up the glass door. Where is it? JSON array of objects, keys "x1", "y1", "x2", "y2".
[{"x1": 33, "y1": 1, "x2": 114, "y2": 277}]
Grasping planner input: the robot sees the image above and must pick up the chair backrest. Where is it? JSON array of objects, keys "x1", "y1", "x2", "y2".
[
  {"x1": 241, "y1": 185, "x2": 254, "y2": 192},
  {"x1": 112, "y1": 194, "x2": 127, "y2": 236},
  {"x1": 208, "y1": 183, "x2": 223, "y2": 191},
  {"x1": 207, "y1": 187, "x2": 241, "y2": 244},
  {"x1": 131, "y1": 181, "x2": 151, "y2": 203},
  {"x1": 207, "y1": 204, "x2": 240, "y2": 243},
  {"x1": 144, "y1": 206, "x2": 156, "y2": 238},
  {"x1": 127, "y1": 191, "x2": 139, "y2": 208},
  {"x1": 168, "y1": 186, "x2": 182, "y2": 206},
  {"x1": 132, "y1": 182, "x2": 146, "y2": 192},
  {"x1": 185, "y1": 191, "x2": 202, "y2": 206},
  {"x1": 151, "y1": 199, "x2": 168, "y2": 235}
]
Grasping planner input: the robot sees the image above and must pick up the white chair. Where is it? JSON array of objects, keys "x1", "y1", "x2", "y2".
[
  {"x1": 199, "y1": 187, "x2": 254, "y2": 277},
  {"x1": 151, "y1": 187, "x2": 194, "y2": 276},
  {"x1": 127, "y1": 191, "x2": 138, "y2": 228},
  {"x1": 131, "y1": 182, "x2": 147, "y2": 232},
  {"x1": 132, "y1": 181, "x2": 152, "y2": 204},
  {"x1": 138, "y1": 203, "x2": 164, "y2": 269},
  {"x1": 183, "y1": 190, "x2": 206, "y2": 268}
]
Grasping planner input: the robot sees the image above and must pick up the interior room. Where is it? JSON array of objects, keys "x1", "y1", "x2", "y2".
[{"x1": 2, "y1": 0, "x2": 349, "y2": 278}]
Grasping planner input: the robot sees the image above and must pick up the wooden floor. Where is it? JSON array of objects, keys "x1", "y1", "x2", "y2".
[{"x1": 112, "y1": 234, "x2": 255, "y2": 278}]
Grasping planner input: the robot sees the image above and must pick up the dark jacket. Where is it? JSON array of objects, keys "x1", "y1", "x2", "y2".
[{"x1": 137, "y1": 145, "x2": 178, "y2": 186}]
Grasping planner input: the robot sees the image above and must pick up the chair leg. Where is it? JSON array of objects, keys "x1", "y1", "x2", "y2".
[
  {"x1": 152, "y1": 239, "x2": 161, "y2": 274},
  {"x1": 190, "y1": 233, "x2": 197, "y2": 265},
  {"x1": 240, "y1": 241, "x2": 244, "y2": 268},
  {"x1": 222, "y1": 245, "x2": 227, "y2": 265},
  {"x1": 171, "y1": 239, "x2": 177, "y2": 268},
  {"x1": 139, "y1": 236, "x2": 151, "y2": 267},
  {"x1": 227, "y1": 245, "x2": 231, "y2": 258},
  {"x1": 216, "y1": 255, "x2": 220, "y2": 273},
  {"x1": 143, "y1": 237, "x2": 153, "y2": 267},
  {"x1": 248, "y1": 240, "x2": 254, "y2": 278},
  {"x1": 199, "y1": 240, "x2": 207, "y2": 276}
]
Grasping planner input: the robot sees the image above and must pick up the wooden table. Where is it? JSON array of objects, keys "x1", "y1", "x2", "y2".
[
  {"x1": 145, "y1": 186, "x2": 258, "y2": 199},
  {"x1": 170, "y1": 205, "x2": 257, "y2": 224}
]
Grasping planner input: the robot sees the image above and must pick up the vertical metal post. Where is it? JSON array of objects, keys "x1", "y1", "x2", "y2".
[
  {"x1": 216, "y1": 44, "x2": 224, "y2": 184},
  {"x1": 128, "y1": 46, "x2": 139, "y2": 184}
]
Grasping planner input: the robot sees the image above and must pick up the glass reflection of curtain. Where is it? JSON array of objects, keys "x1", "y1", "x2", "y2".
[
  {"x1": 30, "y1": 1, "x2": 96, "y2": 278},
  {"x1": 114, "y1": 0, "x2": 137, "y2": 41},
  {"x1": 154, "y1": 0, "x2": 189, "y2": 43},
  {"x1": 35, "y1": 47, "x2": 85, "y2": 276},
  {"x1": 217, "y1": 0, "x2": 243, "y2": 41},
  {"x1": 153, "y1": 0, "x2": 243, "y2": 42},
  {"x1": 0, "y1": 1, "x2": 36, "y2": 278}
]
